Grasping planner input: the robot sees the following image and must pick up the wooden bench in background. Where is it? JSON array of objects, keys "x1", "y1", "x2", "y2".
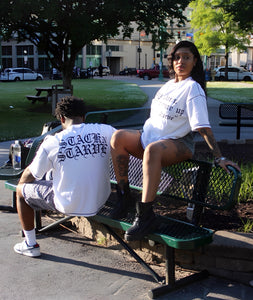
[{"x1": 26, "y1": 95, "x2": 48, "y2": 104}]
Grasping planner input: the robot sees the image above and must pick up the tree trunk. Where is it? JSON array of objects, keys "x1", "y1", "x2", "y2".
[{"x1": 62, "y1": 74, "x2": 73, "y2": 90}]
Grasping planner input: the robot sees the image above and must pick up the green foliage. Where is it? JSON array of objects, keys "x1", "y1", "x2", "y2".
[
  {"x1": 240, "y1": 218, "x2": 253, "y2": 233},
  {"x1": 0, "y1": 0, "x2": 190, "y2": 88},
  {"x1": 189, "y1": 0, "x2": 250, "y2": 58},
  {"x1": 239, "y1": 163, "x2": 253, "y2": 203},
  {"x1": 206, "y1": 82, "x2": 253, "y2": 102},
  {"x1": 223, "y1": 0, "x2": 253, "y2": 31},
  {"x1": 0, "y1": 79, "x2": 147, "y2": 141}
]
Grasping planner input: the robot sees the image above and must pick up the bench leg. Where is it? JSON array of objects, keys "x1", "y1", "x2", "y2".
[
  {"x1": 148, "y1": 245, "x2": 209, "y2": 299},
  {"x1": 37, "y1": 215, "x2": 73, "y2": 233},
  {"x1": 0, "y1": 191, "x2": 17, "y2": 212},
  {"x1": 103, "y1": 224, "x2": 164, "y2": 284}
]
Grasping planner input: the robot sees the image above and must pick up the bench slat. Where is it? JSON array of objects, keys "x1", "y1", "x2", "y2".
[
  {"x1": 26, "y1": 95, "x2": 48, "y2": 103},
  {"x1": 91, "y1": 204, "x2": 213, "y2": 250}
]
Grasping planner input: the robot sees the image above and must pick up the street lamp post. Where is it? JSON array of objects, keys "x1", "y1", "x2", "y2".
[
  {"x1": 137, "y1": 32, "x2": 142, "y2": 69},
  {"x1": 159, "y1": 48, "x2": 163, "y2": 80},
  {"x1": 23, "y1": 49, "x2": 27, "y2": 80},
  {"x1": 158, "y1": 27, "x2": 164, "y2": 81},
  {"x1": 108, "y1": 49, "x2": 112, "y2": 73}
]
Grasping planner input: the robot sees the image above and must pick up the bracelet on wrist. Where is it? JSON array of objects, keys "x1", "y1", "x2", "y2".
[{"x1": 214, "y1": 156, "x2": 227, "y2": 166}]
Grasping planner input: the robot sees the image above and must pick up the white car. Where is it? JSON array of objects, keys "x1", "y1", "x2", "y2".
[
  {"x1": 215, "y1": 66, "x2": 253, "y2": 81},
  {"x1": 0, "y1": 67, "x2": 43, "y2": 81}
]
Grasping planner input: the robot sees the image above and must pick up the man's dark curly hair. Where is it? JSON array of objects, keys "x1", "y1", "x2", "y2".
[
  {"x1": 168, "y1": 41, "x2": 206, "y2": 94},
  {"x1": 55, "y1": 96, "x2": 86, "y2": 120}
]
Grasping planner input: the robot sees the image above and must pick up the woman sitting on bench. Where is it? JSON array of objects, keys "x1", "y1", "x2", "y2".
[{"x1": 109, "y1": 41, "x2": 240, "y2": 241}]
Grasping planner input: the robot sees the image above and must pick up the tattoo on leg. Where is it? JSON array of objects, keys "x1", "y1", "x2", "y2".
[
  {"x1": 116, "y1": 155, "x2": 129, "y2": 177},
  {"x1": 175, "y1": 141, "x2": 191, "y2": 158},
  {"x1": 160, "y1": 142, "x2": 167, "y2": 150}
]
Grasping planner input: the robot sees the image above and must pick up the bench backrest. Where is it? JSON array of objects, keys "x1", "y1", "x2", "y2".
[
  {"x1": 110, "y1": 156, "x2": 242, "y2": 211},
  {"x1": 25, "y1": 125, "x2": 62, "y2": 166},
  {"x1": 85, "y1": 108, "x2": 242, "y2": 211},
  {"x1": 85, "y1": 107, "x2": 150, "y2": 129},
  {"x1": 219, "y1": 103, "x2": 253, "y2": 120}
]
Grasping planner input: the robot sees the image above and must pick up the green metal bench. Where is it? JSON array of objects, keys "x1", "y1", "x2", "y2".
[{"x1": 1, "y1": 108, "x2": 242, "y2": 299}]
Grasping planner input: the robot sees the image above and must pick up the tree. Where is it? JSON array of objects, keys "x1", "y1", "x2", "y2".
[
  {"x1": 0, "y1": 0, "x2": 190, "y2": 89},
  {"x1": 190, "y1": 0, "x2": 250, "y2": 80},
  {"x1": 225, "y1": 0, "x2": 253, "y2": 31}
]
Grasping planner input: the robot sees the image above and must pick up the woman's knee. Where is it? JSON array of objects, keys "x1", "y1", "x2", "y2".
[
  {"x1": 110, "y1": 129, "x2": 127, "y2": 149},
  {"x1": 111, "y1": 129, "x2": 142, "y2": 154},
  {"x1": 143, "y1": 143, "x2": 162, "y2": 163}
]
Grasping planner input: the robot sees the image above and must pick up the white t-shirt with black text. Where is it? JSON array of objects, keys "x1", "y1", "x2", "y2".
[
  {"x1": 141, "y1": 77, "x2": 210, "y2": 148},
  {"x1": 29, "y1": 123, "x2": 115, "y2": 216}
]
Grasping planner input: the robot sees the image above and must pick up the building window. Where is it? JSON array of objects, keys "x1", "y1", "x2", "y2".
[
  {"x1": 38, "y1": 57, "x2": 51, "y2": 72},
  {"x1": 2, "y1": 58, "x2": 12, "y2": 69},
  {"x1": 17, "y1": 57, "x2": 34, "y2": 69},
  {"x1": 106, "y1": 45, "x2": 119, "y2": 51},
  {"x1": 16, "y1": 45, "x2": 34, "y2": 55},
  {"x1": 86, "y1": 45, "x2": 102, "y2": 55},
  {"x1": 2, "y1": 46, "x2": 12, "y2": 56}
]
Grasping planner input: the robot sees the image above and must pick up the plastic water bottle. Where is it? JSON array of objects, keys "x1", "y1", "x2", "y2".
[{"x1": 12, "y1": 140, "x2": 21, "y2": 170}]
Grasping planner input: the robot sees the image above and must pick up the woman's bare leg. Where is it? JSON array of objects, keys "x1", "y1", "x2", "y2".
[
  {"x1": 142, "y1": 139, "x2": 193, "y2": 203},
  {"x1": 124, "y1": 138, "x2": 193, "y2": 241},
  {"x1": 110, "y1": 129, "x2": 144, "y2": 190}
]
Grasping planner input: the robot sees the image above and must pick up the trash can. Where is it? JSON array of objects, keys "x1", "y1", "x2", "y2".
[{"x1": 51, "y1": 84, "x2": 73, "y2": 115}]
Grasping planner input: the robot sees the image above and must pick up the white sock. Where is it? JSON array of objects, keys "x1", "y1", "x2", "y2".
[{"x1": 23, "y1": 229, "x2": 37, "y2": 246}]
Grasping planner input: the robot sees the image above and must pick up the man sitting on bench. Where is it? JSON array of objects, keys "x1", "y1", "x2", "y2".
[{"x1": 14, "y1": 96, "x2": 115, "y2": 257}]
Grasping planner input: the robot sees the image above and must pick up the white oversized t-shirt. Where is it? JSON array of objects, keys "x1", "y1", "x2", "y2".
[
  {"x1": 29, "y1": 123, "x2": 115, "y2": 216},
  {"x1": 141, "y1": 77, "x2": 210, "y2": 148}
]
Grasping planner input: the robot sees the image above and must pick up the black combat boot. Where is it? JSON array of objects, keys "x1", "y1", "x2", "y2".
[
  {"x1": 124, "y1": 201, "x2": 157, "y2": 241},
  {"x1": 109, "y1": 182, "x2": 134, "y2": 219}
]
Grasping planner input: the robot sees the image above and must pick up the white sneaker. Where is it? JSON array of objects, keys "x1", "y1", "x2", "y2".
[{"x1": 14, "y1": 240, "x2": 41, "y2": 257}]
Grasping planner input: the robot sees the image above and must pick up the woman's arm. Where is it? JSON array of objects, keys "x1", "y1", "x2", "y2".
[{"x1": 197, "y1": 127, "x2": 241, "y2": 172}]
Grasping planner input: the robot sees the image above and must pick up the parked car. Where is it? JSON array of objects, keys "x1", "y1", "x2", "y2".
[
  {"x1": 119, "y1": 68, "x2": 137, "y2": 75},
  {"x1": 215, "y1": 66, "x2": 253, "y2": 81},
  {"x1": 137, "y1": 65, "x2": 170, "y2": 80},
  {"x1": 0, "y1": 68, "x2": 43, "y2": 81},
  {"x1": 93, "y1": 66, "x2": 110, "y2": 76}
]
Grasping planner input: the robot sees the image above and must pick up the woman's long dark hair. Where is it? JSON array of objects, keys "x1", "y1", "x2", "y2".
[{"x1": 168, "y1": 41, "x2": 206, "y2": 94}]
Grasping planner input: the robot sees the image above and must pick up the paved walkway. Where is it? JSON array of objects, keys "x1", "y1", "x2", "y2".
[
  {"x1": 100, "y1": 75, "x2": 253, "y2": 141},
  {"x1": 0, "y1": 76, "x2": 253, "y2": 299}
]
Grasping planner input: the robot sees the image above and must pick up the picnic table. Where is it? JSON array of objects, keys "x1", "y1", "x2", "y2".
[
  {"x1": 26, "y1": 86, "x2": 65, "y2": 104},
  {"x1": 26, "y1": 84, "x2": 73, "y2": 115}
]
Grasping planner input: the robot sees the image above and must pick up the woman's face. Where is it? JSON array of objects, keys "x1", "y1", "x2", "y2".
[{"x1": 173, "y1": 47, "x2": 197, "y2": 81}]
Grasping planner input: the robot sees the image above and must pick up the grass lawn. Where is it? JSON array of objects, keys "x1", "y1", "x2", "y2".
[
  {"x1": 207, "y1": 81, "x2": 253, "y2": 102},
  {"x1": 0, "y1": 79, "x2": 147, "y2": 141}
]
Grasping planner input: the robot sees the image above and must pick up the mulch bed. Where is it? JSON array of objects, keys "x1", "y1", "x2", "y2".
[{"x1": 112, "y1": 188, "x2": 253, "y2": 233}]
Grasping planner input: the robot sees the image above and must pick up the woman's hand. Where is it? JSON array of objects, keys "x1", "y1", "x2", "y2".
[{"x1": 214, "y1": 157, "x2": 241, "y2": 173}]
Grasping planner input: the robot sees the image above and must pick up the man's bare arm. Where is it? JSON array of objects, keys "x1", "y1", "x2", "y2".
[{"x1": 19, "y1": 167, "x2": 36, "y2": 184}]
